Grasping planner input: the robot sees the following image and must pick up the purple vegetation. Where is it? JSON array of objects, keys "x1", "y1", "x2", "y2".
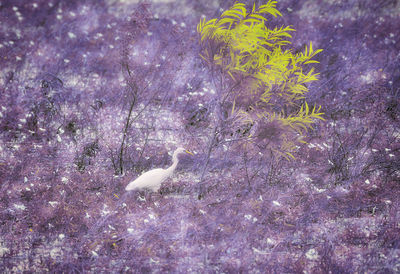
[{"x1": 0, "y1": 0, "x2": 399, "y2": 272}]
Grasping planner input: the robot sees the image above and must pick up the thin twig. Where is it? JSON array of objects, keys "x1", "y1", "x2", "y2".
[{"x1": 118, "y1": 87, "x2": 137, "y2": 175}]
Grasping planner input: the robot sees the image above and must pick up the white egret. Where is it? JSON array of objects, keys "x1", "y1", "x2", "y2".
[{"x1": 125, "y1": 147, "x2": 193, "y2": 192}]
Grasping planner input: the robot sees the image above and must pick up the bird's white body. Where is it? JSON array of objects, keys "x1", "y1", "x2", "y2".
[
  {"x1": 125, "y1": 147, "x2": 192, "y2": 192},
  {"x1": 125, "y1": 168, "x2": 171, "y2": 192}
]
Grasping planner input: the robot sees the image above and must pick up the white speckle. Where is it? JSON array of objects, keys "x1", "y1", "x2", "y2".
[
  {"x1": 384, "y1": 200, "x2": 392, "y2": 205},
  {"x1": 155, "y1": 64, "x2": 161, "y2": 68},
  {"x1": 154, "y1": 14, "x2": 159, "y2": 19},
  {"x1": 85, "y1": 212, "x2": 91, "y2": 218},
  {"x1": 50, "y1": 247, "x2": 62, "y2": 259},
  {"x1": 385, "y1": 148, "x2": 391, "y2": 152},
  {"x1": 24, "y1": 177, "x2": 28, "y2": 183},
  {"x1": 59, "y1": 234, "x2": 65, "y2": 240},
  {"x1": 272, "y1": 201, "x2": 281, "y2": 206},
  {"x1": 315, "y1": 187, "x2": 326, "y2": 193},
  {"x1": 108, "y1": 225, "x2": 115, "y2": 230},
  {"x1": 199, "y1": 209, "x2": 206, "y2": 215},
  {"x1": 127, "y1": 228, "x2": 134, "y2": 233},
  {"x1": 306, "y1": 248, "x2": 319, "y2": 260},
  {"x1": 338, "y1": 186, "x2": 349, "y2": 193},
  {"x1": 308, "y1": 143, "x2": 316, "y2": 148},
  {"x1": 360, "y1": 71, "x2": 374, "y2": 84},
  {"x1": 149, "y1": 214, "x2": 156, "y2": 219},
  {"x1": 15, "y1": 29, "x2": 22, "y2": 39},
  {"x1": 147, "y1": 32, "x2": 153, "y2": 36},
  {"x1": 61, "y1": 177, "x2": 68, "y2": 183},
  {"x1": 144, "y1": 219, "x2": 149, "y2": 223},
  {"x1": 244, "y1": 214, "x2": 252, "y2": 220},
  {"x1": 252, "y1": 217, "x2": 258, "y2": 223},
  {"x1": 372, "y1": 149, "x2": 378, "y2": 152},
  {"x1": 161, "y1": 55, "x2": 166, "y2": 60},
  {"x1": 252, "y1": 247, "x2": 268, "y2": 255},
  {"x1": 348, "y1": 156, "x2": 354, "y2": 161},
  {"x1": 33, "y1": 3, "x2": 38, "y2": 9},
  {"x1": 69, "y1": 11, "x2": 76, "y2": 17},
  {"x1": 171, "y1": 19, "x2": 177, "y2": 25},
  {"x1": 68, "y1": 32, "x2": 76, "y2": 39},
  {"x1": 101, "y1": 204, "x2": 110, "y2": 216},
  {"x1": 144, "y1": 62, "x2": 149, "y2": 66},
  {"x1": 0, "y1": 245, "x2": 10, "y2": 257},
  {"x1": 109, "y1": 45, "x2": 114, "y2": 49},
  {"x1": 63, "y1": 59, "x2": 70, "y2": 64},
  {"x1": 14, "y1": 203, "x2": 26, "y2": 210},
  {"x1": 149, "y1": 258, "x2": 159, "y2": 264},
  {"x1": 266, "y1": 238, "x2": 275, "y2": 245},
  {"x1": 180, "y1": 22, "x2": 186, "y2": 27},
  {"x1": 56, "y1": 14, "x2": 62, "y2": 20},
  {"x1": 389, "y1": 154, "x2": 395, "y2": 158},
  {"x1": 91, "y1": 251, "x2": 99, "y2": 257},
  {"x1": 13, "y1": 6, "x2": 18, "y2": 11},
  {"x1": 30, "y1": 40, "x2": 35, "y2": 46},
  {"x1": 365, "y1": 179, "x2": 370, "y2": 185},
  {"x1": 57, "y1": 135, "x2": 62, "y2": 142},
  {"x1": 49, "y1": 201, "x2": 58, "y2": 207},
  {"x1": 95, "y1": 33, "x2": 103, "y2": 39}
]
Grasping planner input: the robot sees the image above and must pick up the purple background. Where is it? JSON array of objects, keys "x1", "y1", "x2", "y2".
[{"x1": 0, "y1": 0, "x2": 399, "y2": 272}]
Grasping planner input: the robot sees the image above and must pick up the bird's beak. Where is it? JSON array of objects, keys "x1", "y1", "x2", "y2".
[{"x1": 185, "y1": 150, "x2": 194, "y2": 155}]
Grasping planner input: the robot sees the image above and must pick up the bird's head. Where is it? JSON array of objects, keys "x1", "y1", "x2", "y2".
[{"x1": 175, "y1": 147, "x2": 194, "y2": 156}]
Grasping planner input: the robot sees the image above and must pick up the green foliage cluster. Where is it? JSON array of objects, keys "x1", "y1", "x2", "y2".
[{"x1": 197, "y1": 1, "x2": 324, "y2": 160}]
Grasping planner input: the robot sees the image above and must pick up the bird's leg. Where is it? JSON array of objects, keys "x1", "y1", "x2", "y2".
[{"x1": 147, "y1": 191, "x2": 152, "y2": 203}]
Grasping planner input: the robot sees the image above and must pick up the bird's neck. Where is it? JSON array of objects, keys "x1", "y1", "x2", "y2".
[{"x1": 166, "y1": 154, "x2": 178, "y2": 174}]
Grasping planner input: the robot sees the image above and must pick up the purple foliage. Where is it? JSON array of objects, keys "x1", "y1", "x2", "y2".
[{"x1": 0, "y1": 0, "x2": 399, "y2": 272}]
